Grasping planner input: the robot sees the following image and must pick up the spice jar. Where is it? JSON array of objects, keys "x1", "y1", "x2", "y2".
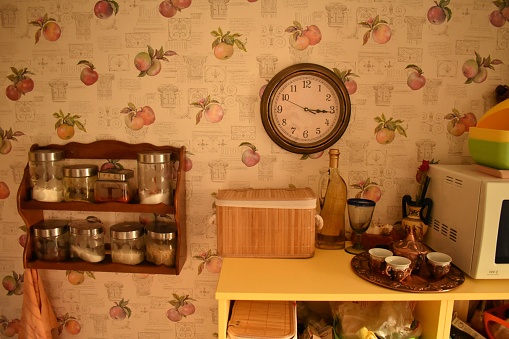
[
  {"x1": 63, "y1": 164, "x2": 98, "y2": 202},
  {"x1": 137, "y1": 152, "x2": 173, "y2": 204},
  {"x1": 110, "y1": 222, "x2": 145, "y2": 265},
  {"x1": 94, "y1": 169, "x2": 135, "y2": 203},
  {"x1": 145, "y1": 222, "x2": 177, "y2": 266},
  {"x1": 32, "y1": 220, "x2": 69, "y2": 261},
  {"x1": 69, "y1": 220, "x2": 105, "y2": 262},
  {"x1": 29, "y1": 149, "x2": 65, "y2": 202}
]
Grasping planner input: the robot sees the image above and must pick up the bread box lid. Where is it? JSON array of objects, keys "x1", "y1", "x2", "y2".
[{"x1": 215, "y1": 187, "x2": 316, "y2": 209}]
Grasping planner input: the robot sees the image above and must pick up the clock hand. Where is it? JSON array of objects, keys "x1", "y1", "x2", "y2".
[{"x1": 286, "y1": 100, "x2": 327, "y2": 114}]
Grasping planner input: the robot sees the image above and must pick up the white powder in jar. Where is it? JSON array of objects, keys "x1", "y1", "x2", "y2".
[
  {"x1": 112, "y1": 249, "x2": 144, "y2": 265},
  {"x1": 140, "y1": 192, "x2": 170, "y2": 204},
  {"x1": 33, "y1": 186, "x2": 64, "y2": 202},
  {"x1": 70, "y1": 244, "x2": 104, "y2": 263}
]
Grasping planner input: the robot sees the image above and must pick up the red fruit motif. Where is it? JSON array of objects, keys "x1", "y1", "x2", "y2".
[
  {"x1": 57, "y1": 313, "x2": 81, "y2": 335},
  {"x1": 193, "y1": 249, "x2": 223, "y2": 274},
  {"x1": 167, "y1": 294, "x2": 196, "y2": 322},
  {"x1": 66, "y1": 270, "x2": 95, "y2": 285},
  {"x1": 0, "y1": 316, "x2": 21, "y2": 337},
  {"x1": 285, "y1": 21, "x2": 321, "y2": 50},
  {"x1": 30, "y1": 14, "x2": 61, "y2": 43},
  {"x1": 100, "y1": 159, "x2": 124, "y2": 170},
  {"x1": 211, "y1": 27, "x2": 247, "y2": 60},
  {"x1": 374, "y1": 114, "x2": 407, "y2": 145},
  {"x1": 172, "y1": 0, "x2": 192, "y2": 9},
  {"x1": 78, "y1": 60, "x2": 99, "y2": 86},
  {"x1": 159, "y1": 0, "x2": 192, "y2": 17},
  {"x1": 109, "y1": 298, "x2": 132, "y2": 320},
  {"x1": 332, "y1": 68, "x2": 359, "y2": 95},
  {"x1": 239, "y1": 142, "x2": 260, "y2": 167},
  {"x1": 359, "y1": 15, "x2": 392, "y2": 45},
  {"x1": 0, "y1": 127, "x2": 25, "y2": 155},
  {"x1": 2, "y1": 271, "x2": 23, "y2": 296},
  {"x1": 94, "y1": 0, "x2": 119, "y2": 19},
  {"x1": 53, "y1": 110, "x2": 86, "y2": 140},
  {"x1": 6, "y1": 67, "x2": 35, "y2": 100},
  {"x1": 444, "y1": 108, "x2": 476, "y2": 136},
  {"x1": 134, "y1": 45, "x2": 177, "y2": 77},
  {"x1": 351, "y1": 178, "x2": 382, "y2": 203},
  {"x1": 462, "y1": 52, "x2": 503, "y2": 84},
  {"x1": 191, "y1": 95, "x2": 224, "y2": 124},
  {"x1": 120, "y1": 102, "x2": 156, "y2": 130},
  {"x1": 0, "y1": 182, "x2": 9, "y2": 200},
  {"x1": 405, "y1": 64, "x2": 426, "y2": 90},
  {"x1": 427, "y1": 0, "x2": 452, "y2": 25},
  {"x1": 300, "y1": 150, "x2": 324, "y2": 160}
]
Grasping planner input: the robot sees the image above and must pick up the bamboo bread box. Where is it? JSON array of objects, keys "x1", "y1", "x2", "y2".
[{"x1": 215, "y1": 188, "x2": 316, "y2": 258}]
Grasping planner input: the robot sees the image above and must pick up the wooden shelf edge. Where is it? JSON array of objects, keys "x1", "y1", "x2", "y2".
[
  {"x1": 19, "y1": 200, "x2": 176, "y2": 214},
  {"x1": 25, "y1": 257, "x2": 178, "y2": 275}
]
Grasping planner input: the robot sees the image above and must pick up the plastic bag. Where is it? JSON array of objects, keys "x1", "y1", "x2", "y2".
[{"x1": 331, "y1": 301, "x2": 419, "y2": 339}]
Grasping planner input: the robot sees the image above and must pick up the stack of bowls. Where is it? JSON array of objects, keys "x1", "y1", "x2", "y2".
[{"x1": 468, "y1": 99, "x2": 509, "y2": 170}]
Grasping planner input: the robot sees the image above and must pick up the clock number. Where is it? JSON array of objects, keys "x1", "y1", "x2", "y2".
[
  {"x1": 326, "y1": 94, "x2": 331, "y2": 101},
  {"x1": 290, "y1": 85, "x2": 297, "y2": 92},
  {"x1": 303, "y1": 130, "x2": 309, "y2": 138},
  {"x1": 302, "y1": 80, "x2": 311, "y2": 88},
  {"x1": 276, "y1": 105, "x2": 283, "y2": 113},
  {"x1": 329, "y1": 106, "x2": 336, "y2": 114},
  {"x1": 282, "y1": 94, "x2": 290, "y2": 101},
  {"x1": 316, "y1": 127, "x2": 321, "y2": 135},
  {"x1": 318, "y1": 84, "x2": 322, "y2": 92},
  {"x1": 291, "y1": 127, "x2": 296, "y2": 134},
  {"x1": 282, "y1": 118, "x2": 287, "y2": 126},
  {"x1": 325, "y1": 119, "x2": 330, "y2": 126}
]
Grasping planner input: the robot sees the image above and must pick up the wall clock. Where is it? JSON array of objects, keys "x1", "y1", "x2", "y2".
[{"x1": 260, "y1": 63, "x2": 351, "y2": 154}]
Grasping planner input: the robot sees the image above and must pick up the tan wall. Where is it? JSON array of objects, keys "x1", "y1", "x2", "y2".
[{"x1": 0, "y1": 0, "x2": 507, "y2": 337}]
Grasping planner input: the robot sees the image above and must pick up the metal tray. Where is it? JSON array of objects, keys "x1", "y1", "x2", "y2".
[{"x1": 351, "y1": 252, "x2": 465, "y2": 292}]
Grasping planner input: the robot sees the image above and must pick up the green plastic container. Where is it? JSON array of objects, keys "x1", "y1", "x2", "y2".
[{"x1": 468, "y1": 138, "x2": 509, "y2": 170}]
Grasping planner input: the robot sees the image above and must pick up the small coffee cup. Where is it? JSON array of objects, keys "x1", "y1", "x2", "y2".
[
  {"x1": 368, "y1": 248, "x2": 393, "y2": 273},
  {"x1": 426, "y1": 252, "x2": 452, "y2": 279},
  {"x1": 384, "y1": 256, "x2": 412, "y2": 282}
]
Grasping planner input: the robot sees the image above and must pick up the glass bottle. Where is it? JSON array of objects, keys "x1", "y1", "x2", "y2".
[
  {"x1": 32, "y1": 219, "x2": 69, "y2": 261},
  {"x1": 28, "y1": 149, "x2": 65, "y2": 202},
  {"x1": 144, "y1": 221, "x2": 177, "y2": 267},
  {"x1": 68, "y1": 220, "x2": 105, "y2": 262},
  {"x1": 137, "y1": 152, "x2": 173, "y2": 205},
  {"x1": 110, "y1": 222, "x2": 145, "y2": 265},
  {"x1": 316, "y1": 149, "x2": 347, "y2": 249},
  {"x1": 63, "y1": 164, "x2": 98, "y2": 202}
]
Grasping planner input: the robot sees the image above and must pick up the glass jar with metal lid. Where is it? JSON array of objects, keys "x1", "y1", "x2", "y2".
[
  {"x1": 69, "y1": 220, "x2": 105, "y2": 262},
  {"x1": 110, "y1": 222, "x2": 145, "y2": 265},
  {"x1": 137, "y1": 152, "x2": 173, "y2": 204},
  {"x1": 94, "y1": 169, "x2": 135, "y2": 203},
  {"x1": 63, "y1": 164, "x2": 98, "y2": 202},
  {"x1": 29, "y1": 149, "x2": 65, "y2": 202},
  {"x1": 32, "y1": 219, "x2": 69, "y2": 261},
  {"x1": 144, "y1": 222, "x2": 177, "y2": 266}
]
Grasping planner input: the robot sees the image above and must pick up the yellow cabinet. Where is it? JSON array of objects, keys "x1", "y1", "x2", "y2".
[{"x1": 215, "y1": 249, "x2": 509, "y2": 338}]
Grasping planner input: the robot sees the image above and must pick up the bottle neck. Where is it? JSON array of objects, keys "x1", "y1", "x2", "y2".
[{"x1": 329, "y1": 155, "x2": 339, "y2": 169}]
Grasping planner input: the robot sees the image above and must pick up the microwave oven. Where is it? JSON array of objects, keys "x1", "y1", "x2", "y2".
[{"x1": 424, "y1": 164, "x2": 509, "y2": 279}]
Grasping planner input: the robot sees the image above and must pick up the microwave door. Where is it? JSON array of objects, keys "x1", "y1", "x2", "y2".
[{"x1": 495, "y1": 200, "x2": 509, "y2": 264}]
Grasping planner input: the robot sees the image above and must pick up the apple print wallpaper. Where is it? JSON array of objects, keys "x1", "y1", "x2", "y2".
[{"x1": 0, "y1": 0, "x2": 508, "y2": 337}]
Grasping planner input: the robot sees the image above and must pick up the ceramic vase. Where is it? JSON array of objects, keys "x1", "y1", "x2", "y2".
[{"x1": 401, "y1": 195, "x2": 433, "y2": 242}]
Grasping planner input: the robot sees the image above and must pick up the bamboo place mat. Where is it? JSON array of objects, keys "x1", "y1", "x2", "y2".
[{"x1": 227, "y1": 300, "x2": 296, "y2": 339}]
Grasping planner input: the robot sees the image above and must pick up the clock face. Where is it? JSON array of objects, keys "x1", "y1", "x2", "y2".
[{"x1": 261, "y1": 63, "x2": 351, "y2": 154}]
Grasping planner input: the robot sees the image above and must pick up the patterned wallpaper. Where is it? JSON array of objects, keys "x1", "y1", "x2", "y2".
[{"x1": 0, "y1": 0, "x2": 508, "y2": 337}]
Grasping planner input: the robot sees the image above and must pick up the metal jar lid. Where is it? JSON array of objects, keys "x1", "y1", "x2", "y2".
[
  {"x1": 137, "y1": 152, "x2": 172, "y2": 164},
  {"x1": 98, "y1": 169, "x2": 134, "y2": 181},
  {"x1": 33, "y1": 220, "x2": 68, "y2": 237},
  {"x1": 110, "y1": 222, "x2": 144, "y2": 240},
  {"x1": 29, "y1": 149, "x2": 65, "y2": 162},
  {"x1": 63, "y1": 164, "x2": 98, "y2": 178},
  {"x1": 144, "y1": 222, "x2": 177, "y2": 240},
  {"x1": 69, "y1": 220, "x2": 104, "y2": 235}
]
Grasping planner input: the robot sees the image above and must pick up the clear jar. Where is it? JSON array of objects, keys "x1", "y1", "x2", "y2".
[
  {"x1": 32, "y1": 220, "x2": 69, "y2": 261},
  {"x1": 29, "y1": 149, "x2": 65, "y2": 202},
  {"x1": 94, "y1": 169, "x2": 135, "y2": 203},
  {"x1": 69, "y1": 220, "x2": 105, "y2": 262},
  {"x1": 110, "y1": 222, "x2": 145, "y2": 265},
  {"x1": 63, "y1": 164, "x2": 98, "y2": 202},
  {"x1": 144, "y1": 222, "x2": 177, "y2": 266},
  {"x1": 137, "y1": 152, "x2": 173, "y2": 204}
]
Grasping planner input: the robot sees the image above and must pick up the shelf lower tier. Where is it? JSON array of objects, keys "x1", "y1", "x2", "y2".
[
  {"x1": 19, "y1": 200, "x2": 175, "y2": 214},
  {"x1": 25, "y1": 256, "x2": 177, "y2": 275}
]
